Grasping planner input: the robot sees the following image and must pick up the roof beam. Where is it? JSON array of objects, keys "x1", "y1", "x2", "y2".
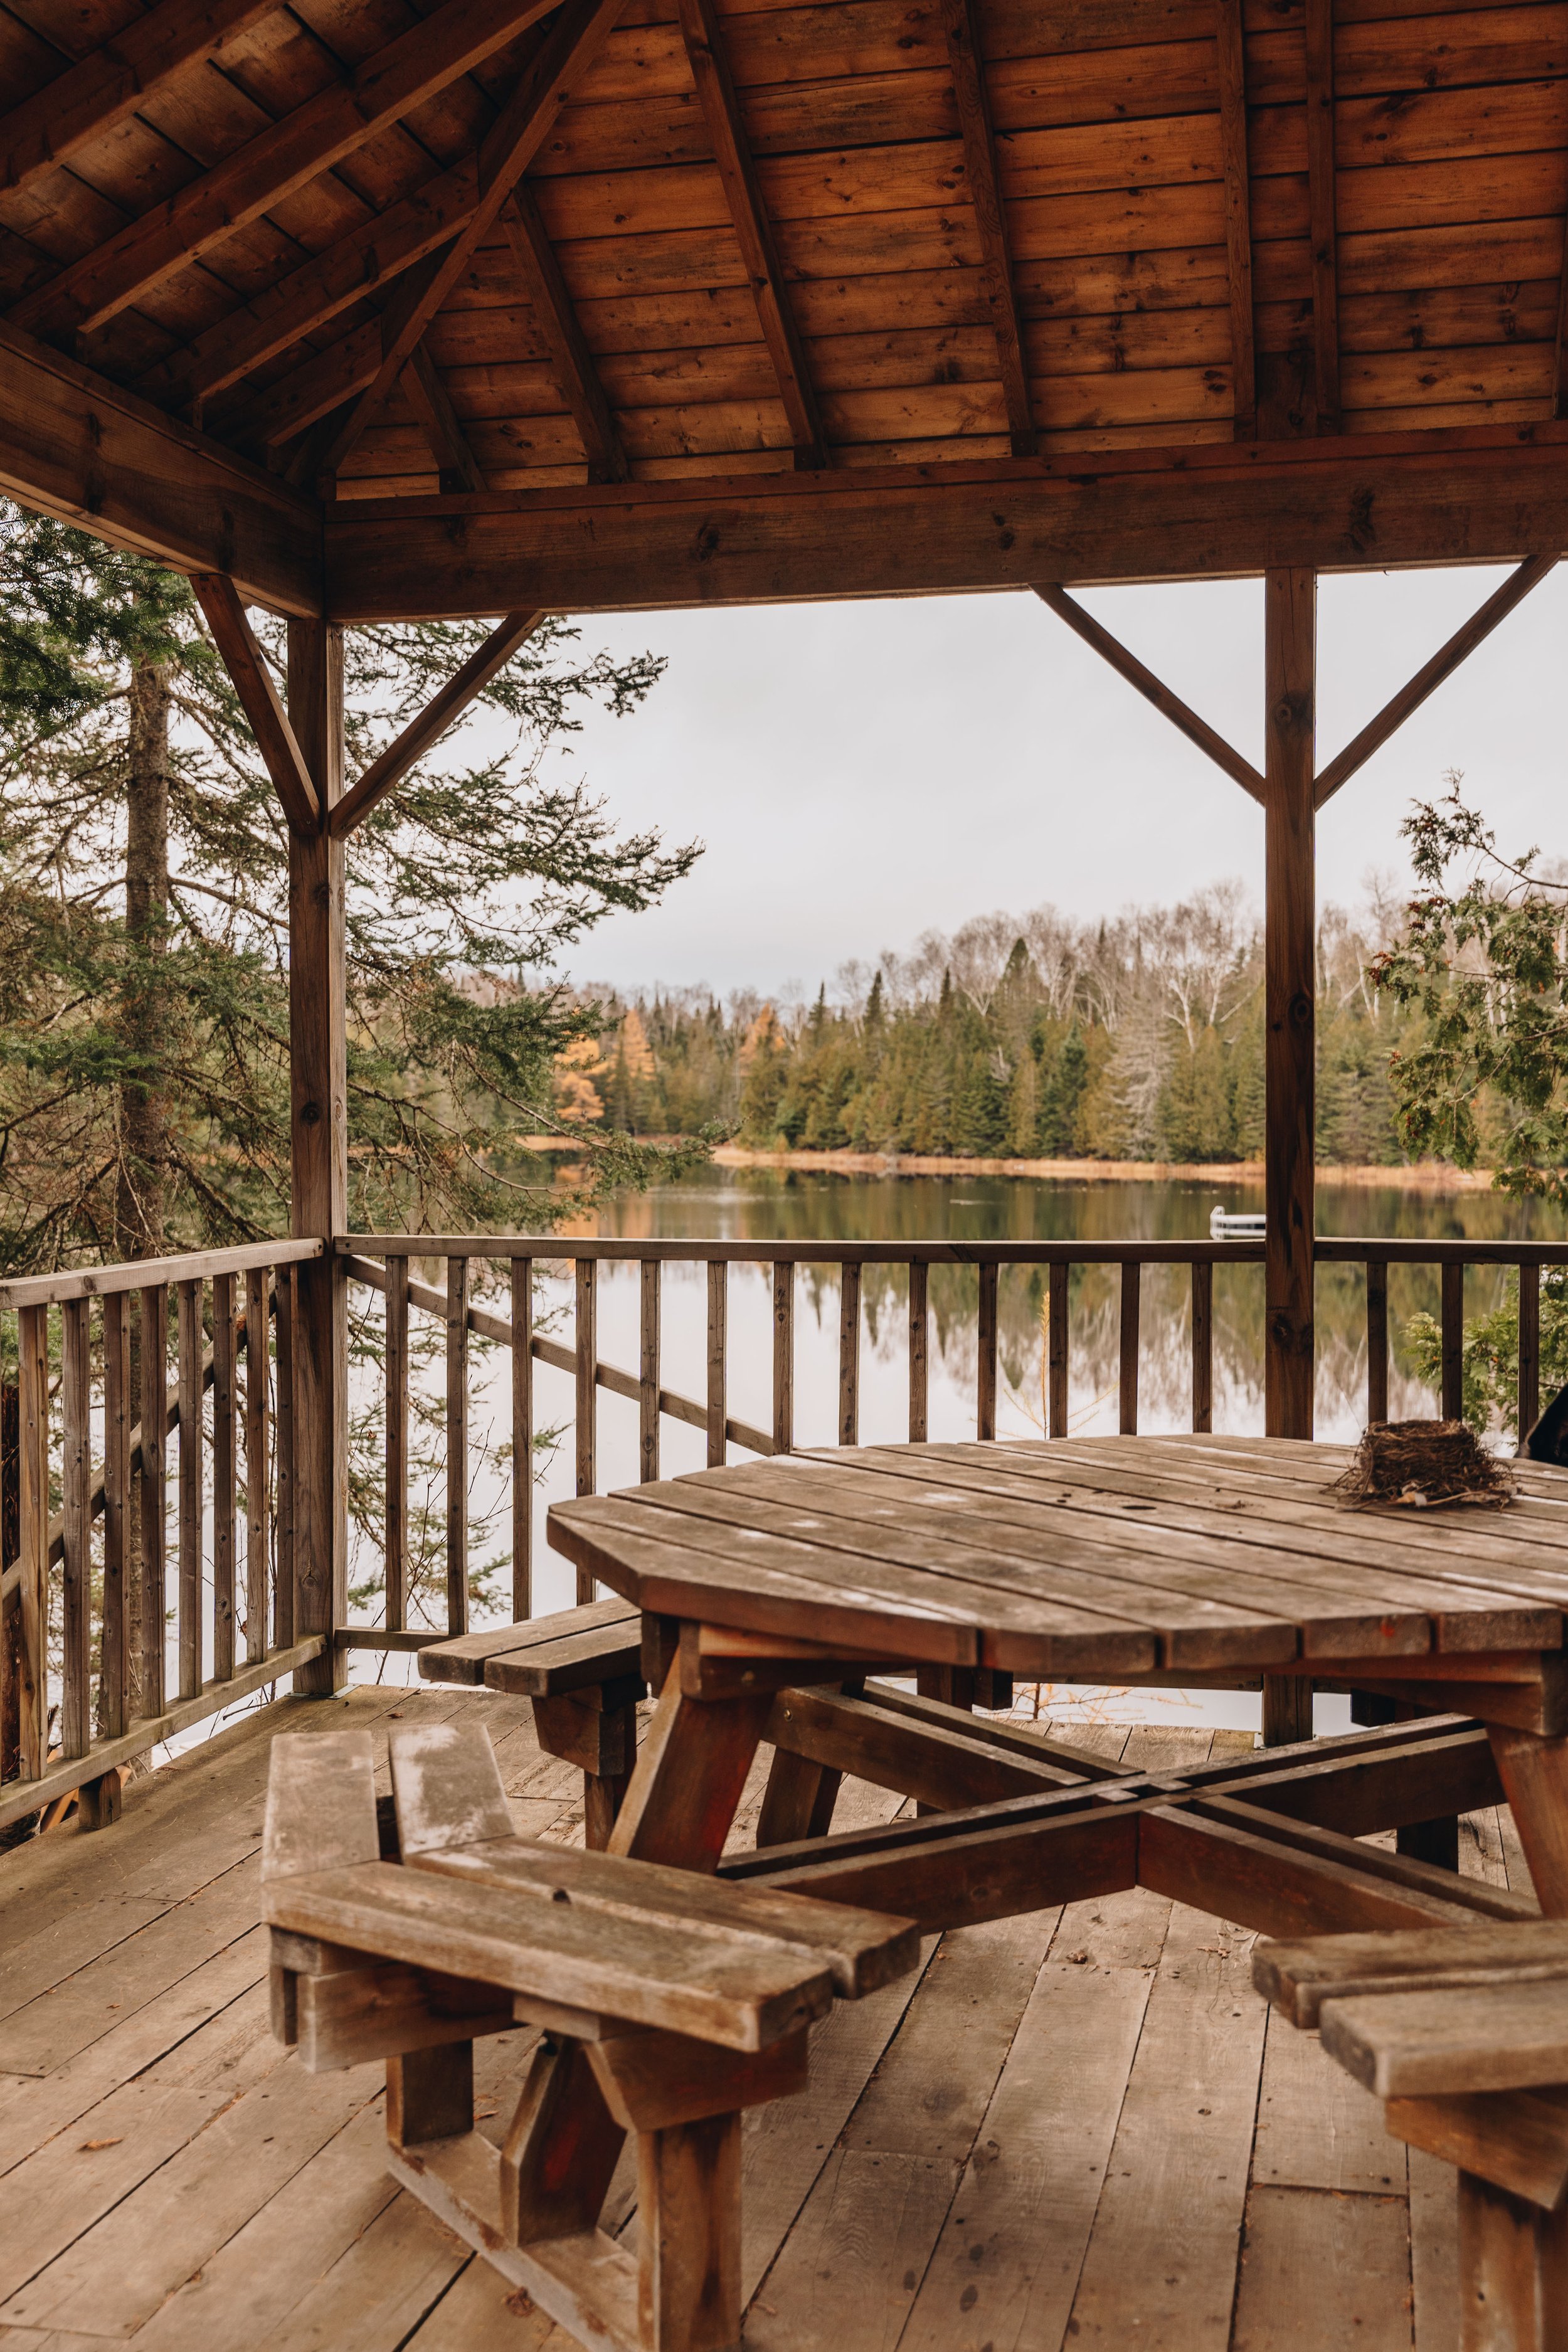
[
  {"x1": 1216, "y1": 0, "x2": 1255, "y2": 442},
  {"x1": 1036, "y1": 585, "x2": 1263, "y2": 803},
  {"x1": 1305, "y1": 0, "x2": 1340, "y2": 432},
  {"x1": 1314, "y1": 554, "x2": 1556, "y2": 808},
  {"x1": 675, "y1": 0, "x2": 825, "y2": 469},
  {"x1": 321, "y1": 430, "x2": 1568, "y2": 618},
  {"x1": 320, "y1": 0, "x2": 627, "y2": 484},
  {"x1": 0, "y1": 318, "x2": 320, "y2": 614},
  {"x1": 940, "y1": 0, "x2": 1034, "y2": 459},
  {"x1": 330, "y1": 609, "x2": 543, "y2": 837},
  {"x1": 501, "y1": 185, "x2": 628, "y2": 483},
  {"x1": 9, "y1": 0, "x2": 556, "y2": 343},
  {"x1": 191, "y1": 574, "x2": 321, "y2": 832},
  {"x1": 0, "y1": 0, "x2": 279, "y2": 199},
  {"x1": 400, "y1": 344, "x2": 486, "y2": 494}
]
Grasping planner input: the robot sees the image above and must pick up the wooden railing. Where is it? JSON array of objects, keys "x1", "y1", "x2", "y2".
[
  {"x1": 340, "y1": 1232, "x2": 1568, "y2": 1641},
  {"x1": 0, "y1": 1239, "x2": 324, "y2": 1831}
]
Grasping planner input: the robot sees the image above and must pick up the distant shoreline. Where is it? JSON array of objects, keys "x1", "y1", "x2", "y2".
[{"x1": 709, "y1": 1145, "x2": 1499, "y2": 1192}]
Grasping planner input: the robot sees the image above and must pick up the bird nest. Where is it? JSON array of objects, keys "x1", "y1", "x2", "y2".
[{"x1": 1332, "y1": 1418, "x2": 1517, "y2": 1511}]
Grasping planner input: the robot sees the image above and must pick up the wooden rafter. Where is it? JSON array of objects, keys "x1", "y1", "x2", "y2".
[
  {"x1": 940, "y1": 0, "x2": 1034, "y2": 459},
  {"x1": 191, "y1": 576, "x2": 320, "y2": 835},
  {"x1": 9, "y1": 0, "x2": 556, "y2": 343},
  {"x1": 400, "y1": 346, "x2": 486, "y2": 494},
  {"x1": 320, "y1": 0, "x2": 628, "y2": 485},
  {"x1": 675, "y1": 0, "x2": 825, "y2": 469},
  {"x1": 330, "y1": 612, "x2": 544, "y2": 839},
  {"x1": 223, "y1": 324, "x2": 383, "y2": 452},
  {"x1": 1315, "y1": 555, "x2": 1557, "y2": 808},
  {"x1": 1305, "y1": 0, "x2": 1340, "y2": 432},
  {"x1": 1034, "y1": 585, "x2": 1264, "y2": 803},
  {"x1": 0, "y1": 0, "x2": 278, "y2": 199},
  {"x1": 501, "y1": 187, "x2": 630, "y2": 484},
  {"x1": 1215, "y1": 0, "x2": 1255, "y2": 442}
]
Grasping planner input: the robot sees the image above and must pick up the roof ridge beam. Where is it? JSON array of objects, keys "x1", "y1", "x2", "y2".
[
  {"x1": 331, "y1": 610, "x2": 543, "y2": 838},
  {"x1": 502, "y1": 185, "x2": 628, "y2": 484},
  {"x1": 940, "y1": 0, "x2": 1034, "y2": 459},
  {"x1": 1305, "y1": 0, "x2": 1339, "y2": 432},
  {"x1": 9, "y1": 0, "x2": 557, "y2": 342},
  {"x1": 191, "y1": 574, "x2": 321, "y2": 832},
  {"x1": 1314, "y1": 555, "x2": 1557, "y2": 810},
  {"x1": 1036, "y1": 584, "x2": 1264, "y2": 805},
  {"x1": 319, "y1": 0, "x2": 628, "y2": 484},
  {"x1": 0, "y1": 0, "x2": 280, "y2": 200},
  {"x1": 675, "y1": 0, "x2": 825, "y2": 469},
  {"x1": 1216, "y1": 0, "x2": 1255, "y2": 442}
]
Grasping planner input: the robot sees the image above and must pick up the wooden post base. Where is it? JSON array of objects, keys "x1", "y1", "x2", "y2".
[
  {"x1": 1459, "y1": 2170, "x2": 1568, "y2": 2352},
  {"x1": 76, "y1": 1767, "x2": 125, "y2": 1831}
]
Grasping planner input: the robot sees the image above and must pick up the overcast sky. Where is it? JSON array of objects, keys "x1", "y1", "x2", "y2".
[{"x1": 543, "y1": 563, "x2": 1568, "y2": 1003}]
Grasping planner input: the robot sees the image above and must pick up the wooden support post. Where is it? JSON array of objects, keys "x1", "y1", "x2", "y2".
[
  {"x1": 1486, "y1": 1728, "x2": 1568, "y2": 1916},
  {"x1": 177, "y1": 1278, "x2": 202, "y2": 1702},
  {"x1": 245, "y1": 1267, "x2": 268, "y2": 1664},
  {"x1": 1119, "y1": 1262, "x2": 1140, "y2": 1434},
  {"x1": 575, "y1": 1256, "x2": 596, "y2": 1602},
  {"x1": 213, "y1": 1270, "x2": 236, "y2": 1682},
  {"x1": 637, "y1": 2112, "x2": 742, "y2": 2352},
  {"x1": 60, "y1": 1298, "x2": 91, "y2": 1758},
  {"x1": 102, "y1": 1291, "x2": 130, "y2": 1738},
  {"x1": 1520, "y1": 1261, "x2": 1542, "y2": 1443},
  {"x1": 287, "y1": 618, "x2": 347, "y2": 1697},
  {"x1": 838, "y1": 1261, "x2": 861, "y2": 1447},
  {"x1": 1047, "y1": 1260, "x2": 1068, "y2": 1438},
  {"x1": 706, "y1": 1260, "x2": 726, "y2": 1469},
  {"x1": 138, "y1": 1283, "x2": 167, "y2": 1714},
  {"x1": 1191, "y1": 1259, "x2": 1213, "y2": 1433},
  {"x1": 16, "y1": 1303, "x2": 46, "y2": 1776},
  {"x1": 388, "y1": 2043, "x2": 474, "y2": 2148},
  {"x1": 640, "y1": 1256, "x2": 661, "y2": 1484},
  {"x1": 511, "y1": 1256, "x2": 532, "y2": 1619},
  {"x1": 1367, "y1": 1258, "x2": 1389, "y2": 1426},
  {"x1": 446, "y1": 1253, "x2": 469, "y2": 1634},
  {"x1": 385, "y1": 1254, "x2": 408, "y2": 1633},
  {"x1": 908, "y1": 1261, "x2": 928, "y2": 1443},
  {"x1": 1264, "y1": 1674, "x2": 1315, "y2": 1748},
  {"x1": 772, "y1": 1261, "x2": 794, "y2": 1454},
  {"x1": 1458, "y1": 2169, "x2": 1568, "y2": 2350},
  {"x1": 273, "y1": 1268, "x2": 295, "y2": 1648},
  {"x1": 1442, "y1": 1260, "x2": 1466, "y2": 1421},
  {"x1": 977, "y1": 1261, "x2": 999, "y2": 1440},
  {"x1": 1264, "y1": 566, "x2": 1317, "y2": 1441}
]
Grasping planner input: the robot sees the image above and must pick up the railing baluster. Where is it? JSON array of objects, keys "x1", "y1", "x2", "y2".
[
  {"x1": 1190, "y1": 1260, "x2": 1213, "y2": 1434},
  {"x1": 16, "y1": 1303, "x2": 47, "y2": 1777},
  {"x1": 60, "y1": 1299, "x2": 91, "y2": 1760},
  {"x1": 273, "y1": 1272, "x2": 294, "y2": 1650},
  {"x1": 1441, "y1": 1259, "x2": 1465, "y2": 1421},
  {"x1": 1366, "y1": 1258, "x2": 1389, "y2": 1425},
  {"x1": 101, "y1": 1293, "x2": 130, "y2": 1739},
  {"x1": 1119, "y1": 1262, "x2": 1141, "y2": 1434},
  {"x1": 908, "y1": 1261, "x2": 928, "y2": 1443},
  {"x1": 139, "y1": 1283, "x2": 167, "y2": 1714},
  {"x1": 977, "y1": 1261, "x2": 999, "y2": 1440},
  {"x1": 511, "y1": 1256, "x2": 532, "y2": 1619},
  {"x1": 639, "y1": 1258, "x2": 661, "y2": 1483},
  {"x1": 446, "y1": 1254, "x2": 469, "y2": 1636},
  {"x1": 177, "y1": 1279, "x2": 203, "y2": 1700},
  {"x1": 1047, "y1": 1261, "x2": 1069, "y2": 1438},
  {"x1": 706, "y1": 1260, "x2": 727, "y2": 1468},
  {"x1": 212, "y1": 1273, "x2": 236, "y2": 1683},
  {"x1": 1519, "y1": 1258, "x2": 1541, "y2": 1443},
  {"x1": 385, "y1": 1254, "x2": 408, "y2": 1634},
  {"x1": 244, "y1": 1268, "x2": 268, "y2": 1665},
  {"x1": 838, "y1": 1261, "x2": 861, "y2": 1447},
  {"x1": 773, "y1": 1261, "x2": 794, "y2": 1454},
  {"x1": 575, "y1": 1257, "x2": 596, "y2": 1600}
]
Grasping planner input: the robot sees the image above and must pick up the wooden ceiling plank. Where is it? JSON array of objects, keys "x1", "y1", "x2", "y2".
[
  {"x1": 1314, "y1": 552, "x2": 1557, "y2": 808},
  {"x1": 501, "y1": 184, "x2": 630, "y2": 483},
  {"x1": 0, "y1": 0, "x2": 282, "y2": 201},
  {"x1": 1305, "y1": 0, "x2": 1340, "y2": 430},
  {"x1": 190, "y1": 573, "x2": 320, "y2": 832},
  {"x1": 674, "y1": 0, "x2": 825, "y2": 468},
  {"x1": 319, "y1": 0, "x2": 629, "y2": 483},
  {"x1": 938, "y1": 0, "x2": 1034, "y2": 458},
  {"x1": 1215, "y1": 0, "x2": 1255, "y2": 440},
  {"x1": 330, "y1": 608, "x2": 544, "y2": 838},
  {"x1": 400, "y1": 342, "x2": 487, "y2": 493},
  {"x1": 8, "y1": 0, "x2": 558, "y2": 343},
  {"x1": 1034, "y1": 583, "x2": 1264, "y2": 802}
]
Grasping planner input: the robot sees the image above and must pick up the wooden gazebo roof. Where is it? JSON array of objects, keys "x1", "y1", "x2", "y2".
[{"x1": 3, "y1": 0, "x2": 1567, "y2": 618}]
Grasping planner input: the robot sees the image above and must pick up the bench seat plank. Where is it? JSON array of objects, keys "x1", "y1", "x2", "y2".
[
  {"x1": 1254, "y1": 1922, "x2": 1568, "y2": 2026},
  {"x1": 263, "y1": 1858, "x2": 835, "y2": 2050},
  {"x1": 418, "y1": 1598, "x2": 642, "y2": 1691},
  {"x1": 1322, "y1": 1979, "x2": 1568, "y2": 2098}
]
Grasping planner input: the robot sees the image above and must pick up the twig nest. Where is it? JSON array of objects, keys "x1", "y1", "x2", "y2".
[{"x1": 1332, "y1": 1418, "x2": 1517, "y2": 1511}]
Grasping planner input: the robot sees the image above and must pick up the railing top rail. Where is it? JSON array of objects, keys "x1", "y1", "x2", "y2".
[
  {"x1": 341, "y1": 1234, "x2": 1568, "y2": 1267},
  {"x1": 0, "y1": 1236, "x2": 322, "y2": 1311}
]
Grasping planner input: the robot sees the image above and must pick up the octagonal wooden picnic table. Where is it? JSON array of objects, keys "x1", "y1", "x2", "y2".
[{"x1": 547, "y1": 1434, "x2": 1568, "y2": 1929}]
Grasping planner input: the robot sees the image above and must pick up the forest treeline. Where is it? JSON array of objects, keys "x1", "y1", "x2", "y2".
[{"x1": 561, "y1": 884, "x2": 1436, "y2": 1165}]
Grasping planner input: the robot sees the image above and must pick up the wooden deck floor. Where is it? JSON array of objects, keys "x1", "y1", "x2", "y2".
[{"x1": 0, "y1": 1684, "x2": 1531, "y2": 2352}]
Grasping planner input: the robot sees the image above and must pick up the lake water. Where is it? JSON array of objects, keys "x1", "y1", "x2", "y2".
[{"x1": 339, "y1": 1167, "x2": 1562, "y2": 1734}]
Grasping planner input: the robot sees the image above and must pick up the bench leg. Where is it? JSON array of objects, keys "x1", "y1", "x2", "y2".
[
  {"x1": 756, "y1": 1746, "x2": 840, "y2": 1847},
  {"x1": 584, "y1": 1767, "x2": 633, "y2": 1852},
  {"x1": 1460, "y1": 2170, "x2": 1568, "y2": 2351},
  {"x1": 637, "y1": 2112, "x2": 741, "y2": 2352},
  {"x1": 501, "y1": 2038, "x2": 625, "y2": 2243},
  {"x1": 1263, "y1": 1677, "x2": 1314, "y2": 1747},
  {"x1": 388, "y1": 2042, "x2": 473, "y2": 2148},
  {"x1": 1398, "y1": 1814, "x2": 1461, "y2": 1872},
  {"x1": 1488, "y1": 1729, "x2": 1568, "y2": 1916}
]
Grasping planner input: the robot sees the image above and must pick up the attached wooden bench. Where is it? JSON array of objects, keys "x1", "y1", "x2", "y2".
[
  {"x1": 263, "y1": 1720, "x2": 916, "y2": 2352},
  {"x1": 419, "y1": 1598, "x2": 646, "y2": 1847},
  {"x1": 1256, "y1": 1924, "x2": 1568, "y2": 2351}
]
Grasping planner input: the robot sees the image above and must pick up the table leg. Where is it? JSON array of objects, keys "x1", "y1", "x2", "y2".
[
  {"x1": 1487, "y1": 1728, "x2": 1568, "y2": 1915},
  {"x1": 1459, "y1": 2169, "x2": 1568, "y2": 2351},
  {"x1": 608, "y1": 1663, "x2": 773, "y2": 1870}
]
